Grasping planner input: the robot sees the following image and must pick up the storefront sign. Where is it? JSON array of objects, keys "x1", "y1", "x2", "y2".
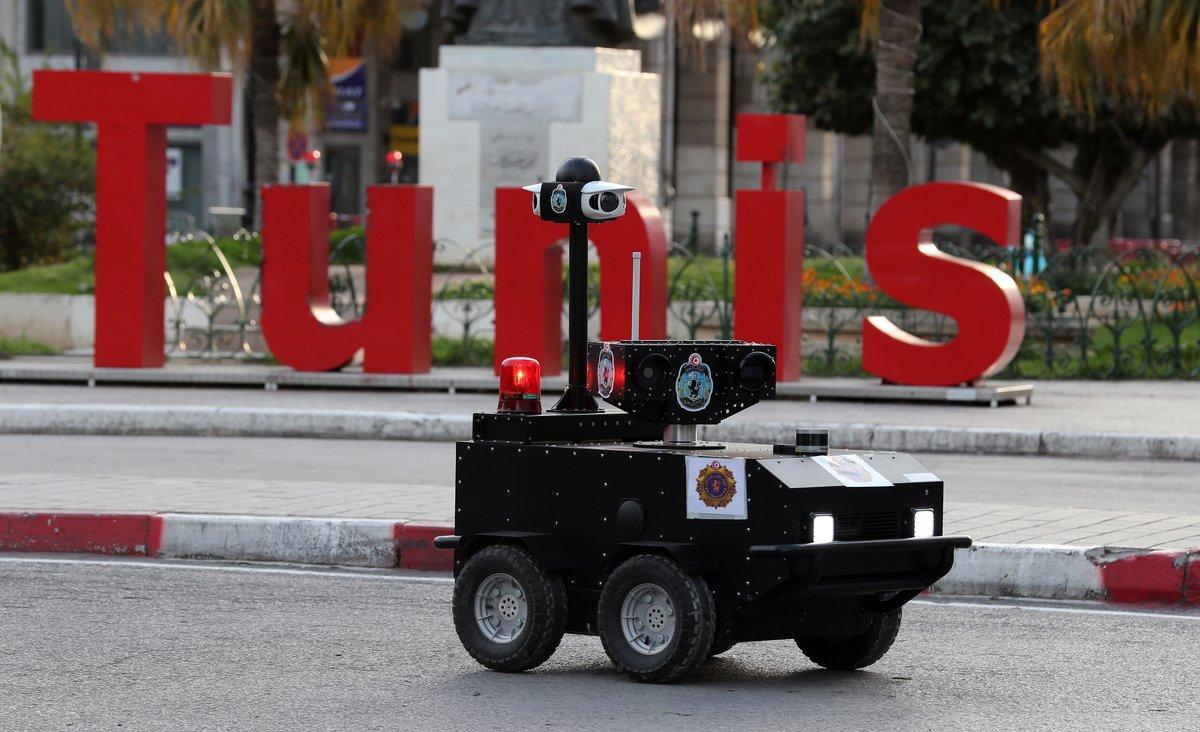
[{"x1": 326, "y1": 58, "x2": 368, "y2": 132}]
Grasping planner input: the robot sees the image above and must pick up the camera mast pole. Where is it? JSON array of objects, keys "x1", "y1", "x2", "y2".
[{"x1": 552, "y1": 219, "x2": 601, "y2": 413}]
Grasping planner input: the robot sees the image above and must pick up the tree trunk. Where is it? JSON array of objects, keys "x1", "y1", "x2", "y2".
[
  {"x1": 1070, "y1": 143, "x2": 1156, "y2": 251},
  {"x1": 868, "y1": 0, "x2": 922, "y2": 217},
  {"x1": 245, "y1": 0, "x2": 281, "y2": 227},
  {"x1": 1002, "y1": 155, "x2": 1053, "y2": 259}
]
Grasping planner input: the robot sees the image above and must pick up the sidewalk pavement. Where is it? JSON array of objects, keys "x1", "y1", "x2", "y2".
[
  {"x1": 3, "y1": 378, "x2": 1200, "y2": 459},
  {"x1": 3, "y1": 472, "x2": 1198, "y2": 550}
]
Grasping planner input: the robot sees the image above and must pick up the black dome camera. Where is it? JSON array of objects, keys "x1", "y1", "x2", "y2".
[{"x1": 524, "y1": 156, "x2": 632, "y2": 224}]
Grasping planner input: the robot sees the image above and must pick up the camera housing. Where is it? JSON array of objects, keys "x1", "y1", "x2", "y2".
[
  {"x1": 586, "y1": 340, "x2": 777, "y2": 424},
  {"x1": 523, "y1": 180, "x2": 632, "y2": 224}
]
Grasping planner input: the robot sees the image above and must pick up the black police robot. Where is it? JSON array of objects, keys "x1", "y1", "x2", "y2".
[{"x1": 435, "y1": 157, "x2": 971, "y2": 683}]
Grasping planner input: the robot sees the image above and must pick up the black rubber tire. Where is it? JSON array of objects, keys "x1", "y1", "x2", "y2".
[
  {"x1": 597, "y1": 554, "x2": 715, "y2": 683},
  {"x1": 795, "y1": 608, "x2": 902, "y2": 671},
  {"x1": 452, "y1": 544, "x2": 567, "y2": 673},
  {"x1": 708, "y1": 636, "x2": 738, "y2": 658}
]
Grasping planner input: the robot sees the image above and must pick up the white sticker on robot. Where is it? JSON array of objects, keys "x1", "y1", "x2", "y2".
[
  {"x1": 685, "y1": 456, "x2": 748, "y2": 520},
  {"x1": 812, "y1": 454, "x2": 894, "y2": 487}
]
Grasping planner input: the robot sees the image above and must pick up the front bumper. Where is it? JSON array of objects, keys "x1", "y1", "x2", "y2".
[{"x1": 747, "y1": 535, "x2": 972, "y2": 599}]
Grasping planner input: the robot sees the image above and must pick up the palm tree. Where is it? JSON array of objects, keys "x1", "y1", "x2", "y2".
[
  {"x1": 671, "y1": 0, "x2": 921, "y2": 216},
  {"x1": 65, "y1": 0, "x2": 416, "y2": 222},
  {"x1": 860, "y1": 0, "x2": 921, "y2": 216},
  {"x1": 1038, "y1": 0, "x2": 1200, "y2": 248}
]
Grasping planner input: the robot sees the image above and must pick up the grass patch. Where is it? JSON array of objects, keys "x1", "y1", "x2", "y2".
[
  {"x1": 0, "y1": 335, "x2": 57, "y2": 358},
  {"x1": 432, "y1": 336, "x2": 493, "y2": 367},
  {"x1": 0, "y1": 256, "x2": 94, "y2": 294}
]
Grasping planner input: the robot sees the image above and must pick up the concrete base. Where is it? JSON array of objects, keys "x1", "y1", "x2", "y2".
[{"x1": 0, "y1": 358, "x2": 1033, "y2": 406}]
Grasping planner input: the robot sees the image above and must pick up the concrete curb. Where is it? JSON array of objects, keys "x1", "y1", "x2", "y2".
[
  {"x1": 2, "y1": 511, "x2": 1197, "y2": 607},
  {"x1": 1, "y1": 403, "x2": 1198, "y2": 461}
]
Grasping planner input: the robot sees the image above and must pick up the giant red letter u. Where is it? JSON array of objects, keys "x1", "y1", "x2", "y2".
[{"x1": 260, "y1": 183, "x2": 433, "y2": 373}]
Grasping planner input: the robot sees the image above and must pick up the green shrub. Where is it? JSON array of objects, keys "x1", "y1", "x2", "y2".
[
  {"x1": 0, "y1": 336, "x2": 57, "y2": 358},
  {"x1": 0, "y1": 41, "x2": 96, "y2": 272}
]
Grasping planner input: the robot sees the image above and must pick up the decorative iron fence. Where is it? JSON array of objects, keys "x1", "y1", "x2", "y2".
[{"x1": 163, "y1": 225, "x2": 1200, "y2": 380}]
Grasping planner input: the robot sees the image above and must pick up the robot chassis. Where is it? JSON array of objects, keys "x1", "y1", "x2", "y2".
[{"x1": 435, "y1": 157, "x2": 971, "y2": 683}]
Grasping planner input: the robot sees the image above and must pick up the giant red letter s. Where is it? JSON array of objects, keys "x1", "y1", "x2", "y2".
[
  {"x1": 32, "y1": 70, "x2": 232, "y2": 368},
  {"x1": 863, "y1": 182, "x2": 1025, "y2": 386}
]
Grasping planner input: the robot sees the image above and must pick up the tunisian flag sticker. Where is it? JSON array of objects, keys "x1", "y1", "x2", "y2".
[{"x1": 685, "y1": 456, "x2": 748, "y2": 520}]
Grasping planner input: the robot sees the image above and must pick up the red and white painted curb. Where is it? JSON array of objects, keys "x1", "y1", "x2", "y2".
[
  {"x1": 2, "y1": 511, "x2": 1197, "y2": 607},
  {"x1": 0, "y1": 511, "x2": 446, "y2": 571}
]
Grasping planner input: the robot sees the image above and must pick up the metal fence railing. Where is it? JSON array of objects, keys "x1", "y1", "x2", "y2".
[{"x1": 163, "y1": 228, "x2": 1199, "y2": 380}]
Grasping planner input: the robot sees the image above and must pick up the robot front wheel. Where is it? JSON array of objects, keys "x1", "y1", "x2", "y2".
[
  {"x1": 596, "y1": 554, "x2": 716, "y2": 683},
  {"x1": 452, "y1": 544, "x2": 568, "y2": 673},
  {"x1": 795, "y1": 608, "x2": 902, "y2": 671}
]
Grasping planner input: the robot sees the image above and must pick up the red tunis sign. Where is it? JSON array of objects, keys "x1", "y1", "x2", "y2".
[{"x1": 29, "y1": 73, "x2": 1026, "y2": 387}]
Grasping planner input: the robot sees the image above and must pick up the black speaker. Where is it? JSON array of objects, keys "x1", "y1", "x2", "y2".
[
  {"x1": 739, "y1": 351, "x2": 776, "y2": 392},
  {"x1": 633, "y1": 353, "x2": 671, "y2": 391}
]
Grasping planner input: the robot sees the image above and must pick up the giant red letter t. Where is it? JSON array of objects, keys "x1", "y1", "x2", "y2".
[{"x1": 32, "y1": 70, "x2": 233, "y2": 367}]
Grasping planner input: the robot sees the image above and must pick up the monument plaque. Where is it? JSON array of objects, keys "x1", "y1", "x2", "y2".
[{"x1": 420, "y1": 46, "x2": 661, "y2": 256}]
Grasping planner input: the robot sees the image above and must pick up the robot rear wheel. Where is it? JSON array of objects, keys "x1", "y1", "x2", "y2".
[
  {"x1": 597, "y1": 554, "x2": 715, "y2": 683},
  {"x1": 452, "y1": 544, "x2": 567, "y2": 672},
  {"x1": 795, "y1": 608, "x2": 902, "y2": 671}
]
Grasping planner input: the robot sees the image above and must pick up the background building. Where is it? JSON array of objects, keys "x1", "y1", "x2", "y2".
[{"x1": 4, "y1": 0, "x2": 1195, "y2": 250}]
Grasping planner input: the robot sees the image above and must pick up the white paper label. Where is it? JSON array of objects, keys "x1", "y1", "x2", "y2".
[
  {"x1": 685, "y1": 456, "x2": 748, "y2": 520},
  {"x1": 812, "y1": 454, "x2": 894, "y2": 487}
]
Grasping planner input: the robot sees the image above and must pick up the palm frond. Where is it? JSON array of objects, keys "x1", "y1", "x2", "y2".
[
  {"x1": 278, "y1": 8, "x2": 331, "y2": 126},
  {"x1": 168, "y1": 0, "x2": 254, "y2": 69},
  {"x1": 1041, "y1": 0, "x2": 1200, "y2": 118},
  {"x1": 65, "y1": 0, "x2": 170, "y2": 53}
]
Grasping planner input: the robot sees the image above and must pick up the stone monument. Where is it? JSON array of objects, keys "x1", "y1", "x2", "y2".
[{"x1": 420, "y1": 0, "x2": 661, "y2": 255}]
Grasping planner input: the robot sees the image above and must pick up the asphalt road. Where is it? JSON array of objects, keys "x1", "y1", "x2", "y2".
[
  {"x1": 0, "y1": 556, "x2": 1196, "y2": 730},
  {"x1": 1, "y1": 434, "x2": 1198, "y2": 515}
]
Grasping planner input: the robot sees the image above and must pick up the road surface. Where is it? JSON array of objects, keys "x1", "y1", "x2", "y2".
[
  {"x1": 1, "y1": 434, "x2": 1197, "y2": 515},
  {"x1": 0, "y1": 556, "x2": 1195, "y2": 730}
]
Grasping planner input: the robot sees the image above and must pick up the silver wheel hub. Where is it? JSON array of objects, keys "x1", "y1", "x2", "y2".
[
  {"x1": 620, "y1": 583, "x2": 676, "y2": 655},
  {"x1": 474, "y1": 573, "x2": 528, "y2": 644}
]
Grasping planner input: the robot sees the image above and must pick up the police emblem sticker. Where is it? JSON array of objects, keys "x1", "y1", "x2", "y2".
[
  {"x1": 685, "y1": 456, "x2": 747, "y2": 519},
  {"x1": 550, "y1": 184, "x2": 568, "y2": 214},
  {"x1": 675, "y1": 352, "x2": 714, "y2": 412},
  {"x1": 597, "y1": 342, "x2": 615, "y2": 398},
  {"x1": 812, "y1": 454, "x2": 893, "y2": 488}
]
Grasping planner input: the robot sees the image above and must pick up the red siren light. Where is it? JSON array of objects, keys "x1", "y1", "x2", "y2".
[{"x1": 498, "y1": 356, "x2": 542, "y2": 414}]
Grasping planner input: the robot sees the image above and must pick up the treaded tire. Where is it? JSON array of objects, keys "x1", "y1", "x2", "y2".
[
  {"x1": 795, "y1": 608, "x2": 902, "y2": 671},
  {"x1": 452, "y1": 544, "x2": 567, "y2": 673},
  {"x1": 597, "y1": 554, "x2": 715, "y2": 683},
  {"x1": 708, "y1": 636, "x2": 738, "y2": 658}
]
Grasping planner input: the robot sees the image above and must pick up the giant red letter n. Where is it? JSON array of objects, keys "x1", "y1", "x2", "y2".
[
  {"x1": 32, "y1": 70, "x2": 232, "y2": 367},
  {"x1": 863, "y1": 182, "x2": 1026, "y2": 386},
  {"x1": 494, "y1": 188, "x2": 668, "y2": 375}
]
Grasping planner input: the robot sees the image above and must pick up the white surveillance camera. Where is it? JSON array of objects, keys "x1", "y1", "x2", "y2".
[
  {"x1": 580, "y1": 181, "x2": 632, "y2": 221},
  {"x1": 522, "y1": 178, "x2": 634, "y2": 224}
]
